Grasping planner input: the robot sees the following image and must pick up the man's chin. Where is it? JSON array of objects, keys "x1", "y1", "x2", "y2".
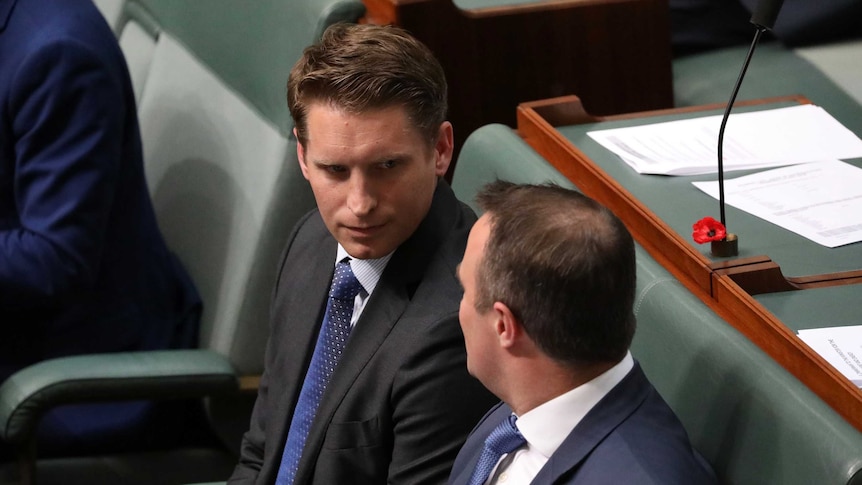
[{"x1": 340, "y1": 240, "x2": 391, "y2": 260}]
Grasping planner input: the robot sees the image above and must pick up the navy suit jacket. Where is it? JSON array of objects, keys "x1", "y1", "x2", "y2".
[
  {"x1": 0, "y1": 0, "x2": 198, "y2": 387},
  {"x1": 449, "y1": 362, "x2": 717, "y2": 485},
  {"x1": 231, "y1": 182, "x2": 497, "y2": 485}
]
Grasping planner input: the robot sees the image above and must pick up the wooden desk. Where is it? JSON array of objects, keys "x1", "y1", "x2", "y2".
[
  {"x1": 362, "y1": 0, "x2": 674, "y2": 177},
  {"x1": 516, "y1": 94, "x2": 862, "y2": 431}
]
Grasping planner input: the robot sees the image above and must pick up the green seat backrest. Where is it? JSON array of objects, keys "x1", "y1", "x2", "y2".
[
  {"x1": 632, "y1": 251, "x2": 862, "y2": 484},
  {"x1": 452, "y1": 122, "x2": 862, "y2": 484},
  {"x1": 127, "y1": 0, "x2": 365, "y2": 134},
  {"x1": 451, "y1": 123, "x2": 576, "y2": 211},
  {"x1": 111, "y1": 0, "x2": 364, "y2": 376},
  {"x1": 673, "y1": 41, "x2": 862, "y2": 136}
]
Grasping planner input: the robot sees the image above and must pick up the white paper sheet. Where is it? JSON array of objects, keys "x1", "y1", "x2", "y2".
[
  {"x1": 587, "y1": 104, "x2": 862, "y2": 176},
  {"x1": 692, "y1": 160, "x2": 862, "y2": 248},
  {"x1": 798, "y1": 325, "x2": 862, "y2": 388}
]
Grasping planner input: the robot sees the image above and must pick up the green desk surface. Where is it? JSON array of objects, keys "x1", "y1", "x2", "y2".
[
  {"x1": 554, "y1": 99, "x2": 862, "y2": 279},
  {"x1": 516, "y1": 41, "x2": 862, "y2": 277},
  {"x1": 756, "y1": 286, "x2": 862, "y2": 333}
]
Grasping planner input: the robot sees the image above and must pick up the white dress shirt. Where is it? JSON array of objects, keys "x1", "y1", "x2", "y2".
[
  {"x1": 487, "y1": 352, "x2": 635, "y2": 485},
  {"x1": 335, "y1": 245, "x2": 392, "y2": 327}
]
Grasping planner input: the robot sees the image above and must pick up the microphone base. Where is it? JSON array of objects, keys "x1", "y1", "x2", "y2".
[{"x1": 711, "y1": 233, "x2": 739, "y2": 258}]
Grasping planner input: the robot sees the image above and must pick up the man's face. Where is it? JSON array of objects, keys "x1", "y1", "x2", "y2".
[
  {"x1": 458, "y1": 214, "x2": 498, "y2": 386},
  {"x1": 297, "y1": 103, "x2": 452, "y2": 259}
]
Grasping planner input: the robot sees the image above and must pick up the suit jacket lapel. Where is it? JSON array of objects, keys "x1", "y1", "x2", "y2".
[
  {"x1": 531, "y1": 363, "x2": 650, "y2": 484},
  {"x1": 293, "y1": 212, "x2": 429, "y2": 482},
  {"x1": 268, "y1": 226, "x2": 337, "y2": 473},
  {"x1": 294, "y1": 181, "x2": 462, "y2": 482},
  {"x1": 295, "y1": 261, "x2": 411, "y2": 480}
]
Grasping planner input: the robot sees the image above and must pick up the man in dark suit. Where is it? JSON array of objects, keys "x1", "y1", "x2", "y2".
[
  {"x1": 449, "y1": 181, "x2": 717, "y2": 485},
  {"x1": 229, "y1": 24, "x2": 496, "y2": 485},
  {"x1": 0, "y1": 0, "x2": 199, "y2": 451}
]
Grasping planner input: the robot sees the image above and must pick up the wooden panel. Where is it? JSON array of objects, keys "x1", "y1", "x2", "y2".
[
  {"x1": 711, "y1": 275, "x2": 862, "y2": 431},
  {"x1": 362, "y1": 0, "x2": 674, "y2": 179}
]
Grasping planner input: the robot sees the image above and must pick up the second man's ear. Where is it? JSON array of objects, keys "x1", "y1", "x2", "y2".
[{"x1": 433, "y1": 121, "x2": 454, "y2": 177}]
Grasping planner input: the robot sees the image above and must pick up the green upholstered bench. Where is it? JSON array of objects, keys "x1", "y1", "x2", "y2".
[
  {"x1": 633, "y1": 250, "x2": 862, "y2": 485},
  {"x1": 673, "y1": 40, "x2": 862, "y2": 129},
  {"x1": 451, "y1": 123, "x2": 862, "y2": 484}
]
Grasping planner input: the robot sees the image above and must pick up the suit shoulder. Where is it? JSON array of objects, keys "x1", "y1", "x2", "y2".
[{"x1": 583, "y1": 395, "x2": 716, "y2": 484}]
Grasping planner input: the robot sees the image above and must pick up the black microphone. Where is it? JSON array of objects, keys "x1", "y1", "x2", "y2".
[
  {"x1": 711, "y1": 0, "x2": 784, "y2": 257},
  {"x1": 750, "y1": 0, "x2": 785, "y2": 30}
]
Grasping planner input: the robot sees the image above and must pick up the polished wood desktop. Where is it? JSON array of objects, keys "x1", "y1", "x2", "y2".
[
  {"x1": 516, "y1": 94, "x2": 862, "y2": 432},
  {"x1": 361, "y1": 0, "x2": 674, "y2": 177}
]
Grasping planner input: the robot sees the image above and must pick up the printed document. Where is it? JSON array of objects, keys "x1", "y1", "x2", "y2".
[
  {"x1": 587, "y1": 104, "x2": 862, "y2": 176},
  {"x1": 798, "y1": 325, "x2": 862, "y2": 388},
  {"x1": 692, "y1": 160, "x2": 862, "y2": 248}
]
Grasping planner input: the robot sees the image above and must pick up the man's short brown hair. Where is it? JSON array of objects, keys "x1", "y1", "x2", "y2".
[{"x1": 288, "y1": 23, "x2": 448, "y2": 147}]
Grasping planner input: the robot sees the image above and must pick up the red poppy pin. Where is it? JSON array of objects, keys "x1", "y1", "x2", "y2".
[{"x1": 692, "y1": 217, "x2": 727, "y2": 244}]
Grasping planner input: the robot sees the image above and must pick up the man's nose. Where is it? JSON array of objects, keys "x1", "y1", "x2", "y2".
[{"x1": 347, "y1": 175, "x2": 377, "y2": 217}]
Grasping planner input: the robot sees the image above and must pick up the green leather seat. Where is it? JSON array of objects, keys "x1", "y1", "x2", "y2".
[
  {"x1": 673, "y1": 40, "x2": 862, "y2": 134},
  {"x1": 450, "y1": 123, "x2": 578, "y2": 210},
  {"x1": 633, "y1": 251, "x2": 862, "y2": 484}
]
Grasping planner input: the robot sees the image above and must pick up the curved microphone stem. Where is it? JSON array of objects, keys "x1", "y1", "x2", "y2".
[{"x1": 717, "y1": 26, "x2": 766, "y2": 227}]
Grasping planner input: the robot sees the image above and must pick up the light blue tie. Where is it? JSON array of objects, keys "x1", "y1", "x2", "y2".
[
  {"x1": 276, "y1": 259, "x2": 363, "y2": 485},
  {"x1": 467, "y1": 414, "x2": 526, "y2": 485}
]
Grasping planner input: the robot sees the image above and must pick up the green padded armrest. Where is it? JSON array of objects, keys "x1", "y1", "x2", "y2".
[{"x1": 0, "y1": 349, "x2": 237, "y2": 444}]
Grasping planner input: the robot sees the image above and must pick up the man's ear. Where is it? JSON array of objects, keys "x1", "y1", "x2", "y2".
[
  {"x1": 493, "y1": 301, "x2": 521, "y2": 349},
  {"x1": 433, "y1": 121, "x2": 454, "y2": 177},
  {"x1": 295, "y1": 127, "x2": 310, "y2": 180}
]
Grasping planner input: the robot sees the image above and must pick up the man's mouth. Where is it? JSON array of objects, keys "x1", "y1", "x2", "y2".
[{"x1": 345, "y1": 223, "x2": 385, "y2": 237}]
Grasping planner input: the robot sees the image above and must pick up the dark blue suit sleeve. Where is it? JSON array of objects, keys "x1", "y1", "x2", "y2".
[{"x1": 1, "y1": 38, "x2": 126, "y2": 307}]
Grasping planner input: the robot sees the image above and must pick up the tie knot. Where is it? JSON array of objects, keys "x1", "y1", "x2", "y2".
[
  {"x1": 330, "y1": 260, "x2": 363, "y2": 301},
  {"x1": 485, "y1": 414, "x2": 525, "y2": 456}
]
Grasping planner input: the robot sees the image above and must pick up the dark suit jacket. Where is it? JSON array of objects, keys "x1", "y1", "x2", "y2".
[
  {"x1": 231, "y1": 181, "x2": 497, "y2": 484},
  {"x1": 449, "y1": 362, "x2": 717, "y2": 485},
  {"x1": 0, "y1": 0, "x2": 199, "y2": 446}
]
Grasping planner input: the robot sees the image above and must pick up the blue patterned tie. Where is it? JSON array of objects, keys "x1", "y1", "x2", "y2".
[
  {"x1": 467, "y1": 414, "x2": 526, "y2": 485},
  {"x1": 276, "y1": 259, "x2": 363, "y2": 485}
]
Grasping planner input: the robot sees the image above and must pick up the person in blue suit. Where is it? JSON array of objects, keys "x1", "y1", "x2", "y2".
[
  {"x1": 449, "y1": 181, "x2": 717, "y2": 485},
  {"x1": 0, "y1": 0, "x2": 200, "y2": 453}
]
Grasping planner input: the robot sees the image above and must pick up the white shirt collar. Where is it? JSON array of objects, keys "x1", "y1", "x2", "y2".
[
  {"x1": 515, "y1": 351, "x2": 634, "y2": 459},
  {"x1": 335, "y1": 245, "x2": 392, "y2": 296}
]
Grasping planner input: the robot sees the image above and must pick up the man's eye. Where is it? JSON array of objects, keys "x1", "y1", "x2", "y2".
[
  {"x1": 380, "y1": 160, "x2": 398, "y2": 169},
  {"x1": 325, "y1": 165, "x2": 347, "y2": 174}
]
